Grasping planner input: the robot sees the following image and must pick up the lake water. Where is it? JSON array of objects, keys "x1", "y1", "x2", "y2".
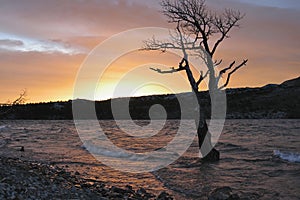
[{"x1": 0, "y1": 120, "x2": 299, "y2": 199}]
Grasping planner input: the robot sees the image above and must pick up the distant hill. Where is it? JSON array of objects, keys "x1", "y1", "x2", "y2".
[
  {"x1": 1, "y1": 76, "x2": 299, "y2": 119},
  {"x1": 225, "y1": 76, "x2": 300, "y2": 119},
  {"x1": 281, "y1": 76, "x2": 300, "y2": 87}
]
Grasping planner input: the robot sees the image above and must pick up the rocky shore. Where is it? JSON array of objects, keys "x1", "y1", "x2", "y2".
[
  {"x1": 0, "y1": 156, "x2": 246, "y2": 200},
  {"x1": 0, "y1": 157, "x2": 173, "y2": 200}
]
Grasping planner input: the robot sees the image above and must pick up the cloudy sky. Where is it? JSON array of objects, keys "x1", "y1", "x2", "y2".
[{"x1": 0, "y1": 0, "x2": 299, "y2": 102}]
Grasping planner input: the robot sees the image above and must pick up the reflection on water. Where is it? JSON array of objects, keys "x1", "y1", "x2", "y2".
[{"x1": 0, "y1": 119, "x2": 299, "y2": 199}]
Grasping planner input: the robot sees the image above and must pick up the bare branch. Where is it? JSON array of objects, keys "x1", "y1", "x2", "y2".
[
  {"x1": 196, "y1": 69, "x2": 210, "y2": 87},
  {"x1": 149, "y1": 66, "x2": 184, "y2": 74},
  {"x1": 219, "y1": 59, "x2": 248, "y2": 90},
  {"x1": 149, "y1": 56, "x2": 188, "y2": 74},
  {"x1": 142, "y1": 34, "x2": 202, "y2": 52},
  {"x1": 11, "y1": 89, "x2": 27, "y2": 105},
  {"x1": 219, "y1": 61, "x2": 236, "y2": 76},
  {"x1": 214, "y1": 59, "x2": 223, "y2": 66},
  {"x1": 0, "y1": 89, "x2": 27, "y2": 116},
  {"x1": 160, "y1": 0, "x2": 245, "y2": 57},
  {"x1": 176, "y1": 21, "x2": 187, "y2": 59},
  {"x1": 144, "y1": 0, "x2": 248, "y2": 93},
  {"x1": 211, "y1": 10, "x2": 244, "y2": 56},
  {"x1": 203, "y1": 69, "x2": 209, "y2": 79},
  {"x1": 196, "y1": 71, "x2": 204, "y2": 86}
]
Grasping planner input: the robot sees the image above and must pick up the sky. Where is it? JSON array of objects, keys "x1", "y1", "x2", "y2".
[{"x1": 0, "y1": 0, "x2": 299, "y2": 103}]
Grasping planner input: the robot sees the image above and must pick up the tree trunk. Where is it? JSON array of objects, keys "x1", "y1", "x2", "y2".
[
  {"x1": 183, "y1": 61, "x2": 220, "y2": 161},
  {"x1": 195, "y1": 92, "x2": 220, "y2": 161}
]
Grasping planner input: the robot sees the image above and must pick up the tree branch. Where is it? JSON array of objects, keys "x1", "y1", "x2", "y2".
[
  {"x1": 196, "y1": 69, "x2": 209, "y2": 87},
  {"x1": 150, "y1": 56, "x2": 188, "y2": 74},
  {"x1": 161, "y1": 0, "x2": 245, "y2": 58},
  {"x1": 11, "y1": 89, "x2": 27, "y2": 105},
  {"x1": 219, "y1": 59, "x2": 248, "y2": 89},
  {"x1": 219, "y1": 61, "x2": 235, "y2": 76},
  {"x1": 214, "y1": 59, "x2": 223, "y2": 66},
  {"x1": 149, "y1": 66, "x2": 184, "y2": 74},
  {"x1": 211, "y1": 10, "x2": 244, "y2": 56},
  {"x1": 0, "y1": 89, "x2": 27, "y2": 115},
  {"x1": 196, "y1": 74, "x2": 204, "y2": 86}
]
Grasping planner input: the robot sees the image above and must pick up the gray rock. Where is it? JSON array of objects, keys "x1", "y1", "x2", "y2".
[
  {"x1": 157, "y1": 191, "x2": 173, "y2": 200},
  {"x1": 209, "y1": 187, "x2": 240, "y2": 200}
]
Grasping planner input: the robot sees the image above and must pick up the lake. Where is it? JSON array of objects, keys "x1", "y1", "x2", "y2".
[{"x1": 0, "y1": 119, "x2": 299, "y2": 199}]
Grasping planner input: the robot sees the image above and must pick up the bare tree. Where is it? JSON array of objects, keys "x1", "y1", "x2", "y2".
[
  {"x1": 143, "y1": 0, "x2": 248, "y2": 161},
  {"x1": 0, "y1": 89, "x2": 27, "y2": 116}
]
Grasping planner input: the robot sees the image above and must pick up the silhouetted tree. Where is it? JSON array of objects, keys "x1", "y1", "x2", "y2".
[
  {"x1": 144, "y1": 0, "x2": 248, "y2": 161},
  {"x1": 0, "y1": 89, "x2": 27, "y2": 116}
]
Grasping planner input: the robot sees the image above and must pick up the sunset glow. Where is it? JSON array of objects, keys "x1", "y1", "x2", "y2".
[{"x1": 1, "y1": 0, "x2": 299, "y2": 103}]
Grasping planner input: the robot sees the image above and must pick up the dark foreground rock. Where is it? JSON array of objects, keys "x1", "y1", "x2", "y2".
[
  {"x1": 208, "y1": 187, "x2": 240, "y2": 200},
  {"x1": 0, "y1": 157, "x2": 173, "y2": 200}
]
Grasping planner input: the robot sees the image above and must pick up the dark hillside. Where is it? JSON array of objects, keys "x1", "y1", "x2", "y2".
[{"x1": 1, "y1": 77, "x2": 299, "y2": 119}]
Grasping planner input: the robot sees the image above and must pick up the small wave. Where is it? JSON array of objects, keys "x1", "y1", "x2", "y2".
[
  {"x1": 0, "y1": 125, "x2": 7, "y2": 130},
  {"x1": 82, "y1": 141, "x2": 149, "y2": 161},
  {"x1": 273, "y1": 150, "x2": 300, "y2": 163},
  {"x1": 218, "y1": 142, "x2": 249, "y2": 152}
]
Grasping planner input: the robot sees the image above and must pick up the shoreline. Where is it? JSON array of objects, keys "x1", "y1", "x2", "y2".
[
  {"x1": 0, "y1": 156, "x2": 173, "y2": 200},
  {"x1": 0, "y1": 156, "x2": 244, "y2": 200}
]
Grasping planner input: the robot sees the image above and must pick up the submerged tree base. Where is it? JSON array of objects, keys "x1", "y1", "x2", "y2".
[{"x1": 201, "y1": 148, "x2": 220, "y2": 162}]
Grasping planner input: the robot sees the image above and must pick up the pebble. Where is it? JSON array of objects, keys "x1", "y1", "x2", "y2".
[{"x1": 0, "y1": 157, "x2": 172, "y2": 200}]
